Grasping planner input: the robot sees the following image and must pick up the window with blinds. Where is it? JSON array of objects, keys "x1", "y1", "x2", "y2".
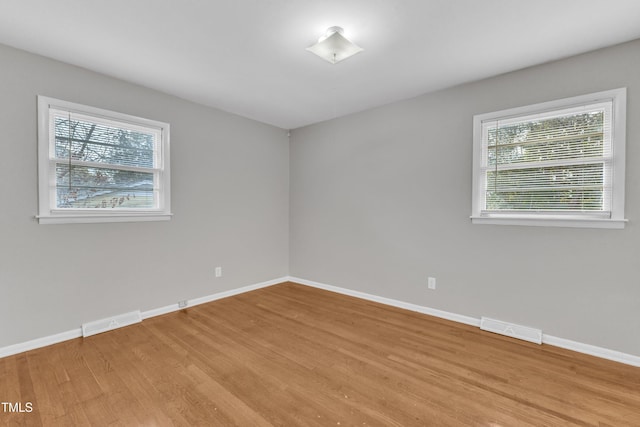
[
  {"x1": 37, "y1": 96, "x2": 171, "y2": 224},
  {"x1": 471, "y1": 89, "x2": 626, "y2": 228}
]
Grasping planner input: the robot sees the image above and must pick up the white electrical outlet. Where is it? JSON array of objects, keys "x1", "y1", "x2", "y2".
[
  {"x1": 215, "y1": 266, "x2": 222, "y2": 278},
  {"x1": 178, "y1": 300, "x2": 188, "y2": 308},
  {"x1": 428, "y1": 277, "x2": 436, "y2": 290}
]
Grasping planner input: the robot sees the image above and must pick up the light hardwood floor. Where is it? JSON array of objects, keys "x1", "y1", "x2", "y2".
[{"x1": 1, "y1": 282, "x2": 639, "y2": 426}]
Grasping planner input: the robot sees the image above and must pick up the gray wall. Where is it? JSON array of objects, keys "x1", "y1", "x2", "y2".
[
  {"x1": 0, "y1": 43, "x2": 290, "y2": 348},
  {"x1": 290, "y1": 39, "x2": 640, "y2": 356},
  {"x1": 2, "y1": 37, "x2": 639, "y2": 358}
]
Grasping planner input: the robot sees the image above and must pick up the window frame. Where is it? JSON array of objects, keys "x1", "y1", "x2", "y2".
[
  {"x1": 37, "y1": 96, "x2": 172, "y2": 224},
  {"x1": 471, "y1": 88, "x2": 627, "y2": 229}
]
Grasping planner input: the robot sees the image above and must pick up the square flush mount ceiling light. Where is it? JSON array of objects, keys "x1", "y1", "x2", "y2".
[{"x1": 306, "y1": 26, "x2": 363, "y2": 64}]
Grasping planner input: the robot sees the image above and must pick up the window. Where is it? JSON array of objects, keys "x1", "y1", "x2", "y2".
[
  {"x1": 471, "y1": 88, "x2": 626, "y2": 228},
  {"x1": 37, "y1": 96, "x2": 171, "y2": 224}
]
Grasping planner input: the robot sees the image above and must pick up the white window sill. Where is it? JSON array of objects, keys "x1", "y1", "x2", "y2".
[
  {"x1": 470, "y1": 216, "x2": 627, "y2": 229},
  {"x1": 36, "y1": 213, "x2": 173, "y2": 225}
]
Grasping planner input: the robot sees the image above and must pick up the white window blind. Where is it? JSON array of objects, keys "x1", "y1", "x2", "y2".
[
  {"x1": 482, "y1": 103, "x2": 611, "y2": 215},
  {"x1": 38, "y1": 97, "x2": 171, "y2": 224},
  {"x1": 471, "y1": 89, "x2": 626, "y2": 228}
]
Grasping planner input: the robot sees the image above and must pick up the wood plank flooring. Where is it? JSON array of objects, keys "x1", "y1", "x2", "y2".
[{"x1": 1, "y1": 282, "x2": 639, "y2": 426}]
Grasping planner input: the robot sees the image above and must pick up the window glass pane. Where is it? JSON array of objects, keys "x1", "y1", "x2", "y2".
[
  {"x1": 487, "y1": 111, "x2": 604, "y2": 166},
  {"x1": 55, "y1": 164, "x2": 155, "y2": 209},
  {"x1": 486, "y1": 163, "x2": 605, "y2": 211},
  {"x1": 53, "y1": 114, "x2": 156, "y2": 169},
  {"x1": 486, "y1": 188, "x2": 604, "y2": 211}
]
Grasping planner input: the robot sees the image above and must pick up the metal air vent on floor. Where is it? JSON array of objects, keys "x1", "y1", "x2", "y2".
[
  {"x1": 480, "y1": 317, "x2": 542, "y2": 344},
  {"x1": 82, "y1": 310, "x2": 142, "y2": 337}
]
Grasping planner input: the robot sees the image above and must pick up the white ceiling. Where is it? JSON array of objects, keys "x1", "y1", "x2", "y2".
[{"x1": 1, "y1": 1, "x2": 640, "y2": 129}]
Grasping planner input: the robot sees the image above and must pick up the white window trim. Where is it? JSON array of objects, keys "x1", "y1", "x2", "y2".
[
  {"x1": 471, "y1": 88, "x2": 627, "y2": 229},
  {"x1": 37, "y1": 96, "x2": 172, "y2": 224}
]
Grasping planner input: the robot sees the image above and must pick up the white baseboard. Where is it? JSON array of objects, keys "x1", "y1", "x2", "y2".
[
  {"x1": 287, "y1": 276, "x2": 640, "y2": 368},
  {"x1": 543, "y1": 334, "x2": 640, "y2": 367},
  {"x1": 141, "y1": 277, "x2": 287, "y2": 319},
  {"x1": 288, "y1": 276, "x2": 480, "y2": 327},
  {"x1": 0, "y1": 329, "x2": 82, "y2": 359},
  {"x1": 3, "y1": 275, "x2": 639, "y2": 368},
  {"x1": 0, "y1": 276, "x2": 288, "y2": 359}
]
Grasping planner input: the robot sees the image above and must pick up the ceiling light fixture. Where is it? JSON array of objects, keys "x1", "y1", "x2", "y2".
[{"x1": 306, "y1": 26, "x2": 363, "y2": 64}]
